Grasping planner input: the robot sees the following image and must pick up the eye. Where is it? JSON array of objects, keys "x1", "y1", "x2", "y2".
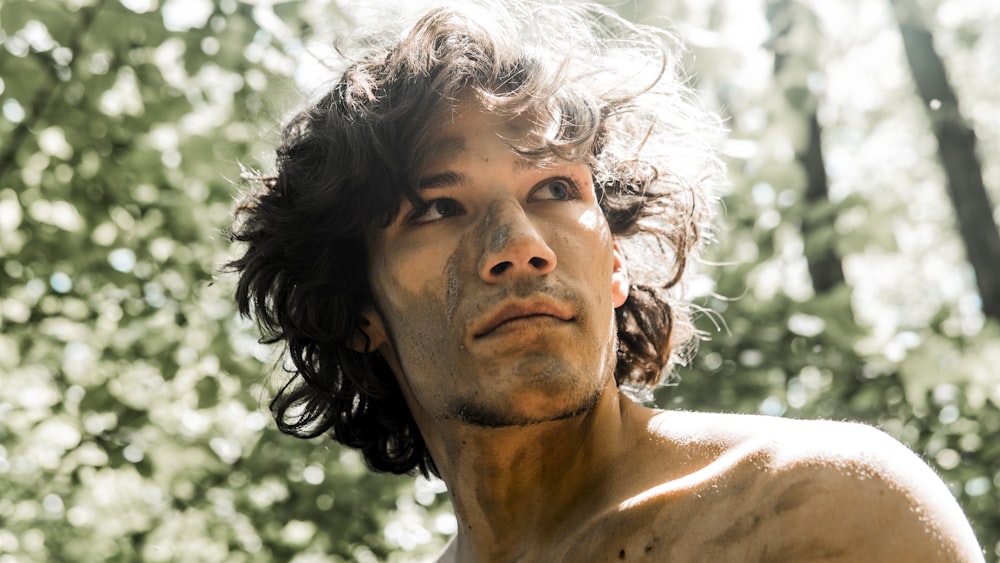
[
  {"x1": 530, "y1": 177, "x2": 580, "y2": 202},
  {"x1": 408, "y1": 197, "x2": 464, "y2": 224}
]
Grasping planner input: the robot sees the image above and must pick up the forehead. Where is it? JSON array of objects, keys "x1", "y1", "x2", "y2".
[{"x1": 420, "y1": 105, "x2": 535, "y2": 167}]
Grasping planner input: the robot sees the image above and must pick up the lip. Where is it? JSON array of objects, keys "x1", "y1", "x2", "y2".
[{"x1": 472, "y1": 299, "x2": 575, "y2": 339}]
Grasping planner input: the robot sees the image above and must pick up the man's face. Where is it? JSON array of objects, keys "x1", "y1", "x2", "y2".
[{"x1": 363, "y1": 103, "x2": 629, "y2": 430}]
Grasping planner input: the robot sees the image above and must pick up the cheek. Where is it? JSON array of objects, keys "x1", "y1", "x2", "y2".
[
  {"x1": 572, "y1": 210, "x2": 618, "y2": 315},
  {"x1": 577, "y1": 207, "x2": 604, "y2": 231},
  {"x1": 563, "y1": 206, "x2": 615, "y2": 275},
  {"x1": 373, "y1": 277, "x2": 455, "y2": 400},
  {"x1": 372, "y1": 235, "x2": 444, "y2": 305},
  {"x1": 372, "y1": 260, "x2": 443, "y2": 331},
  {"x1": 369, "y1": 243, "x2": 463, "y2": 361},
  {"x1": 374, "y1": 225, "x2": 477, "y2": 323}
]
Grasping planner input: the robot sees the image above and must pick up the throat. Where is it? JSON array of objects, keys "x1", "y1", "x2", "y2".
[{"x1": 439, "y1": 389, "x2": 638, "y2": 561}]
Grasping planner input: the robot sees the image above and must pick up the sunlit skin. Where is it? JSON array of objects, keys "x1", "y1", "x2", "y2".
[{"x1": 358, "y1": 104, "x2": 984, "y2": 562}]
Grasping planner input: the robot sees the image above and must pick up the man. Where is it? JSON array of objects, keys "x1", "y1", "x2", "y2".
[{"x1": 229, "y1": 2, "x2": 983, "y2": 561}]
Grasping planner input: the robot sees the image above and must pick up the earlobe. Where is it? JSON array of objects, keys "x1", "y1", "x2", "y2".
[
  {"x1": 348, "y1": 306, "x2": 388, "y2": 353},
  {"x1": 611, "y1": 240, "x2": 630, "y2": 308}
]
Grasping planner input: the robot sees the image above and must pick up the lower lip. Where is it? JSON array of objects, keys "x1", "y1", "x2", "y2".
[{"x1": 478, "y1": 315, "x2": 568, "y2": 338}]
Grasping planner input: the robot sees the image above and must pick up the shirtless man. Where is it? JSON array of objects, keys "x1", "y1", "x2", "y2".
[{"x1": 229, "y1": 2, "x2": 984, "y2": 561}]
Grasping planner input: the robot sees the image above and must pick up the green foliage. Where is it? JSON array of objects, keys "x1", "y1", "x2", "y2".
[
  {"x1": 0, "y1": 0, "x2": 450, "y2": 560},
  {"x1": 1, "y1": 0, "x2": 997, "y2": 561}
]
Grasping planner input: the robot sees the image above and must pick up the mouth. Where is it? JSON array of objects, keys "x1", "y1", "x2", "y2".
[{"x1": 473, "y1": 299, "x2": 575, "y2": 339}]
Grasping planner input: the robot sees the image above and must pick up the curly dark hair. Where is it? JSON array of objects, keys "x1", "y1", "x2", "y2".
[{"x1": 228, "y1": 1, "x2": 720, "y2": 476}]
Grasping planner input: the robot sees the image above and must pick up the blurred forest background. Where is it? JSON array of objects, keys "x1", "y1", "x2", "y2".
[{"x1": 1, "y1": 0, "x2": 998, "y2": 560}]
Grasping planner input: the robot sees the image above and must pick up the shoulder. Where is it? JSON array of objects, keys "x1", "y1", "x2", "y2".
[
  {"x1": 765, "y1": 417, "x2": 981, "y2": 561},
  {"x1": 632, "y1": 411, "x2": 985, "y2": 562}
]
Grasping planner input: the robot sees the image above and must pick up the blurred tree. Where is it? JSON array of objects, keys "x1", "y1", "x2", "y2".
[
  {"x1": 766, "y1": 0, "x2": 846, "y2": 294},
  {"x1": 890, "y1": 0, "x2": 1000, "y2": 321}
]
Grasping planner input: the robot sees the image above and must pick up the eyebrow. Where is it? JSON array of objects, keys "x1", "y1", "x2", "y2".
[
  {"x1": 514, "y1": 156, "x2": 538, "y2": 172},
  {"x1": 415, "y1": 137, "x2": 545, "y2": 190},
  {"x1": 417, "y1": 171, "x2": 466, "y2": 190},
  {"x1": 417, "y1": 136, "x2": 467, "y2": 190}
]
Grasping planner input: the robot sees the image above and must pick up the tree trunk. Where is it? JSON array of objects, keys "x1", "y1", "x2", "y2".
[
  {"x1": 890, "y1": 0, "x2": 1000, "y2": 321},
  {"x1": 766, "y1": 0, "x2": 846, "y2": 294}
]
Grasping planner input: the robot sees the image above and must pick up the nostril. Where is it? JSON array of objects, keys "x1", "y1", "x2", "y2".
[
  {"x1": 529, "y1": 257, "x2": 549, "y2": 269},
  {"x1": 490, "y1": 262, "x2": 512, "y2": 276}
]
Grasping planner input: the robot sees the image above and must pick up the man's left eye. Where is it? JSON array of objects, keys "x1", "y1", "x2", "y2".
[
  {"x1": 408, "y1": 197, "x2": 463, "y2": 224},
  {"x1": 531, "y1": 178, "x2": 579, "y2": 201}
]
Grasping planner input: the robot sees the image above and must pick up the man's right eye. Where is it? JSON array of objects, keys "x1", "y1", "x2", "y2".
[{"x1": 409, "y1": 198, "x2": 463, "y2": 224}]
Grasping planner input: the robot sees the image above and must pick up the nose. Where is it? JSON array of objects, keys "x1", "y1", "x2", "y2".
[{"x1": 478, "y1": 200, "x2": 557, "y2": 282}]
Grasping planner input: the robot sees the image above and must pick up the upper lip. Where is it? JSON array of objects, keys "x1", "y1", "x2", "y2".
[{"x1": 472, "y1": 298, "x2": 574, "y2": 338}]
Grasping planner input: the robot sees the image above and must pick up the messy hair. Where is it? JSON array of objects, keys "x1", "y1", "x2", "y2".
[{"x1": 229, "y1": 1, "x2": 720, "y2": 476}]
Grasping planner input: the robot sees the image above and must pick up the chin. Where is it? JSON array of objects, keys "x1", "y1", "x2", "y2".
[{"x1": 451, "y1": 374, "x2": 604, "y2": 428}]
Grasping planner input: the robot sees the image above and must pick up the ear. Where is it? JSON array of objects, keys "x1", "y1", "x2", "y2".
[
  {"x1": 611, "y1": 240, "x2": 630, "y2": 308},
  {"x1": 347, "y1": 305, "x2": 388, "y2": 353}
]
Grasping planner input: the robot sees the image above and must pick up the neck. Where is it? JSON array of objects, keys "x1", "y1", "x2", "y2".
[{"x1": 429, "y1": 384, "x2": 653, "y2": 562}]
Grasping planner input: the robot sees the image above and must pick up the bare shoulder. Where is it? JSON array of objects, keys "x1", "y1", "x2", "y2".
[
  {"x1": 572, "y1": 411, "x2": 984, "y2": 562},
  {"x1": 756, "y1": 414, "x2": 983, "y2": 562}
]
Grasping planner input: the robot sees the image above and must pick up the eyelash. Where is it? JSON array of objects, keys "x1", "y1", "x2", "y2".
[
  {"x1": 529, "y1": 177, "x2": 581, "y2": 202},
  {"x1": 405, "y1": 176, "x2": 582, "y2": 225},
  {"x1": 407, "y1": 198, "x2": 463, "y2": 224}
]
